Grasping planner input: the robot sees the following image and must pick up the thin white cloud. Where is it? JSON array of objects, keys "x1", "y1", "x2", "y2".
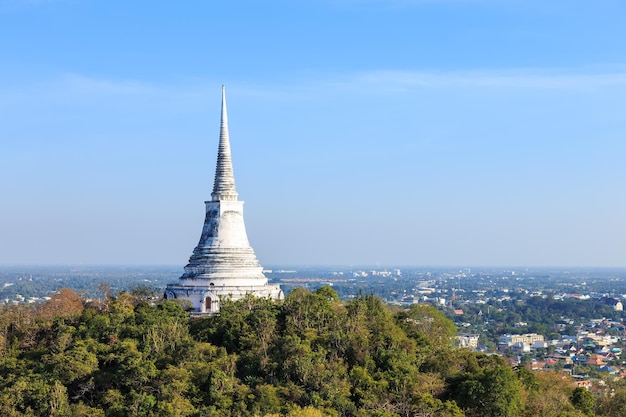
[
  {"x1": 62, "y1": 73, "x2": 158, "y2": 96},
  {"x1": 322, "y1": 0, "x2": 523, "y2": 9},
  {"x1": 0, "y1": 73, "x2": 216, "y2": 110},
  {"x1": 0, "y1": 0, "x2": 76, "y2": 5},
  {"x1": 157, "y1": 67, "x2": 625, "y2": 104},
  {"x1": 0, "y1": 0, "x2": 76, "y2": 12},
  {"x1": 353, "y1": 69, "x2": 626, "y2": 90},
  {"x1": 220, "y1": 68, "x2": 625, "y2": 105},
  {"x1": 2, "y1": 67, "x2": 626, "y2": 109}
]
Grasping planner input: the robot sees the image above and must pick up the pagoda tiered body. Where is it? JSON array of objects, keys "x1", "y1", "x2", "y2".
[{"x1": 165, "y1": 86, "x2": 283, "y2": 314}]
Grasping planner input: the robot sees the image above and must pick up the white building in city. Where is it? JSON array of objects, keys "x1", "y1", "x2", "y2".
[
  {"x1": 499, "y1": 333, "x2": 545, "y2": 348},
  {"x1": 457, "y1": 333, "x2": 480, "y2": 349}
]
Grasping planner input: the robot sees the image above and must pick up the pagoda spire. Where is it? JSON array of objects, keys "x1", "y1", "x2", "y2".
[{"x1": 211, "y1": 85, "x2": 238, "y2": 201}]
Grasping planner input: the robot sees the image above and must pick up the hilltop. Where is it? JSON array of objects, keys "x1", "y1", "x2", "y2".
[{"x1": 3, "y1": 286, "x2": 624, "y2": 416}]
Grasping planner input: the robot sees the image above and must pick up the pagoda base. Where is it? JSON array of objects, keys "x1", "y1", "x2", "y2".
[{"x1": 164, "y1": 283, "x2": 283, "y2": 315}]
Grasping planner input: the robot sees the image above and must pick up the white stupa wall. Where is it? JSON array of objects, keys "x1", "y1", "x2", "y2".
[{"x1": 199, "y1": 200, "x2": 251, "y2": 248}]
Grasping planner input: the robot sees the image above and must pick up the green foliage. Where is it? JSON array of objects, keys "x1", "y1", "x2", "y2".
[
  {"x1": 448, "y1": 355, "x2": 522, "y2": 417},
  {"x1": 521, "y1": 371, "x2": 580, "y2": 417},
  {"x1": 396, "y1": 304, "x2": 457, "y2": 351},
  {"x1": 316, "y1": 286, "x2": 340, "y2": 302},
  {"x1": 48, "y1": 340, "x2": 99, "y2": 384},
  {"x1": 596, "y1": 386, "x2": 626, "y2": 417},
  {"x1": 0, "y1": 288, "x2": 607, "y2": 417},
  {"x1": 570, "y1": 387, "x2": 594, "y2": 416},
  {"x1": 128, "y1": 284, "x2": 160, "y2": 304}
]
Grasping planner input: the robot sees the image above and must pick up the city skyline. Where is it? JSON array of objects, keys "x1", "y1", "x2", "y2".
[{"x1": 1, "y1": 1, "x2": 625, "y2": 266}]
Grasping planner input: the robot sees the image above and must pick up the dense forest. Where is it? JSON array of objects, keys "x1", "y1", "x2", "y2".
[{"x1": 2, "y1": 287, "x2": 626, "y2": 416}]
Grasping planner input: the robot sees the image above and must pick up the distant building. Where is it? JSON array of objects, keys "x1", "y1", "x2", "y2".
[
  {"x1": 574, "y1": 380, "x2": 592, "y2": 390},
  {"x1": 568, "y1": 294, "x2": 589, "y2": 300},
  {"x1": 510, "y1": 342, "x2": 531, "y2": 353},
  {"x1": 531, "y1": 340, "x2": 549, "y2": 350},
  {"x1": 457, "y1": 333, "x2": 480, "y2": 348},
  {"x1": 599, "y1": 297, "x2": 623, "y2": 311},
  {"x1": 165, "y1": 86, "x2": 283, "y2": 314},
  {"x1": 499, "y1": 333, "x2": 544, "y2": 348}
]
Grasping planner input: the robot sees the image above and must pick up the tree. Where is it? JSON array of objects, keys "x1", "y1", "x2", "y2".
[
  {"x1": 449, "y1": 356, "x2": 522, "y2": 417},
  {"x1": 597, "y1": 386, "x2": 626, "y2": 417},
  {"x1": 571, "y1": 387, "x2": 594, "y2": 416},
  {"x1": 70, "y1": 402, "x2": 106, "y2": 417},
  {"x1": 153, "y1": 366, "x2": 195, "y2": 417},
  {"x1": 285, "y1": 405, "x2": 334, "y2": 417},
  {"x1": 129, "y1": 284, "x2": 160, "y2": 305},
  {"x1": 282, "y1": 288, "x2": 336, "y2": 336},
  {"x1": 522, "y1": 371, "x2": 579, "y2": 417},
  {"x1": 395, "y1": 304, "x2": 456, "y2": 351},
  {"x1": 49, "y1": 340, "x2": 99, "y2": 384},
  {"x1": 316, "y1": 286, "x2": 339, "y2": 302},
  {"x1": 38, "y1": 288, "x2": 84, "y2": 321},
  {"x1": 100, "y1": 339, "x2": 157, "y2": 392},
  {"x1": 411, "y1": 393, "x2": 465, "y2": 417}
]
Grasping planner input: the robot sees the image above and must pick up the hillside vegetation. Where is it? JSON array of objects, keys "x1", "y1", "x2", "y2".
[{"x1": 1, "y1": 287, "x2": 624, "y2": 416}]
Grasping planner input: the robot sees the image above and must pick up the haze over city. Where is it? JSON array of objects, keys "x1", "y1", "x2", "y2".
[{"x1": 1, "y1": 0, "x2": 625, "y2": 267}]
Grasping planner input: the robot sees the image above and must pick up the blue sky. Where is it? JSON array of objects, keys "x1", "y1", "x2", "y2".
[{"x1": 1, "y1": 0, "x2": 625, "y2": 267}]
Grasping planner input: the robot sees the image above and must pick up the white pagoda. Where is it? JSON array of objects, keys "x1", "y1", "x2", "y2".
[{"x1": 165, "y1": 86, "x2": 283, "y2": 314}]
